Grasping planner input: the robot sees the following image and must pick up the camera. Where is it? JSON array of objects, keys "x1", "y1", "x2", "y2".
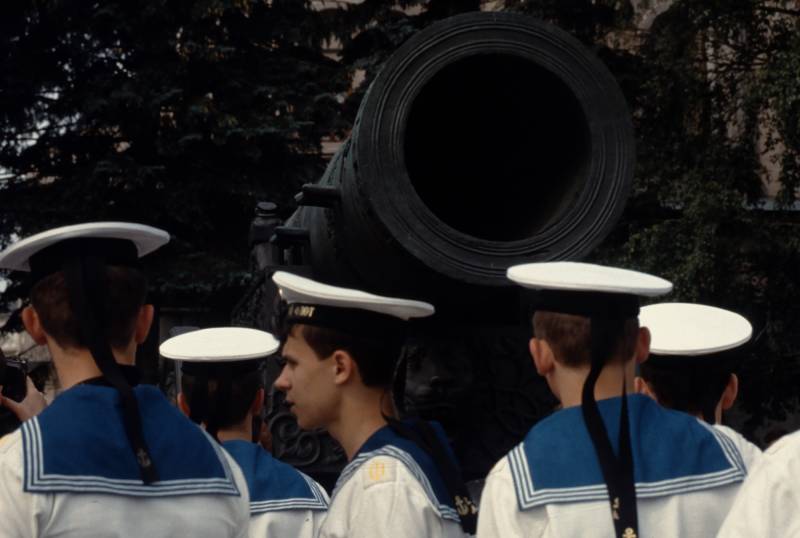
[
  {"x1": 0, "y1": 349, "x2": 27, "y2": 402},
  {"x1": 0, "y1": 349, "x2": 28, "y2": 436}
]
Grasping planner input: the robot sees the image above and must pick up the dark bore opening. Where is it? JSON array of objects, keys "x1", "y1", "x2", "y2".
[{"x1": 404, "y1": 53, "x2": 591, "y2": 242}]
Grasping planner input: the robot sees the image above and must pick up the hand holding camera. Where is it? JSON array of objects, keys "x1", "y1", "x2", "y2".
[
  {"x1": 0, "y1": 349, "x2": 47, "y2": 425},
  {"x1": 1, "y1": 375, "x2": 46, "y2": 423}
]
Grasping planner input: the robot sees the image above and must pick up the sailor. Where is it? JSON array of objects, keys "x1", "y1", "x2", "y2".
[
  {"x1": 160, "y1": 326, "x2": 329, "y2": 537},
  {"x1": 271, "y1": 271, "x2": 476, "y2": 538},
  {"x1": 477, "y1": 262, "x2": 757, "y2": 538},
  {"x1": 635, "y1": 302, "x2": 761, "y2": 464},
  {"x1": 716, "y1": 428, "x2": 800, "y2": 536},
  {"x1": 0, "y1": 223, "x2": 249, "y2": 537}
]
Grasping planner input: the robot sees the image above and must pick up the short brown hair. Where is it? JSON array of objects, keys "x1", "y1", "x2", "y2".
[
  {"x1": 296, "y1": 324, "x2": 401, "y2": 388},
  {"x1": 30, "y1": 266, "x2": 148, "y2": 350},
  {"x1": 533, "y1": 311, "x2": 640, "y2": 368}
]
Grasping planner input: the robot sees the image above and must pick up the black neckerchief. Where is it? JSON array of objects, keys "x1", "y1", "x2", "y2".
[
  {"x1": 530, "y1": 291, "x2": 641, "y2": 538},
  {"x1": 61, "y1": 254, "x2": 158, "y2": 484}
]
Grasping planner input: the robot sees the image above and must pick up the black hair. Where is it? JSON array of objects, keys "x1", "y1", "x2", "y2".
[
  {"x1": 181, "y1": 367, "x2": 263, "y2": 430},
  {"x1": 639, "y1": 361, "x2": 733, "y2": 420}
]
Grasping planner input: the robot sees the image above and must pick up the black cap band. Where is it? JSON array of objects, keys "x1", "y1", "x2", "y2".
[
  {"x1": 530, "y1": 289, "x2": 640, "y2": 318},
  {"x1": 645, "y1": 348, "x2": 744, "y2": 369},
  {"x1": 29, "y1": 238, "x2": 138, "y2": 284},
  {"x1": 180, "y1": 360, "x2": 262, "y2": 376},
  {"x1": 284, "y1": 303, "x2": 407, "y2": 338}
]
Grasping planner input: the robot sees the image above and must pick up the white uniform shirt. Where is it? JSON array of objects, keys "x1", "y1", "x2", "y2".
[
  {"x1": 319, "y1": 425, "x2": 468, "y2": 538},
  {"x1": 221, "y1": 440, "x2": 329, "y2": 538},
  {"x1": 0, "y1": 429, "x2": 249, "y2": 537},
  {"x1": 712, "y1": 424, "x2": 761, "y2": 472},
  {"x1": 717, "y1": 429, "x2": 800, "y2": 537},
  {"x1": 247, "y1": 482, "x2": 328, "y2": 537},
  {"x1": 250, "y1": 509, "x2": 326, "y2": 538},
  {"x1": 0, "y1": 383, "x2": 250, "y2": 538},
  {"x1": 477, "y1": 397, "x2": 761, "y2": 538},
  {"x1": 319, "y1": 453, "x2": 466, "y2": 538}
]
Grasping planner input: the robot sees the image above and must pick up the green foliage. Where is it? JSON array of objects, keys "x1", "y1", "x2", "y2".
[
  {"x1": 2, "y1": 0, "x2": 800, "y2": 438},
  {"x1": 506, "y1": 0, "x2": 636, "y2": 43},
  {"x1": 598, "y1": 0, "x2": 800, "y2": 437},
  {"x1": 0, "y1": 0, "x2": 351, "y2": 309},
  {"x1": 318, "y1": 0, "x2": 481, "y2": 120}
]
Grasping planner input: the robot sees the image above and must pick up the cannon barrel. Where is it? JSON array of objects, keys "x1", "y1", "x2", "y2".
[
  {"x1": 278, "y1": 11, "x2": 633, "y2": 311},
  {"x1": 255, "y1": 11, "x2": 635, "y2": 487}
]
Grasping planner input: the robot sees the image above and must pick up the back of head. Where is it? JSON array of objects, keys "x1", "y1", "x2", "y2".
[
  {"x1": 181, "y1": 366, "x2": 263, "y2": 430},
  {"x1": 31, "y1": 265, "x2": 147, "y2": 350},
  {"x1": 533, "y1": 311, "x2": 640, "y2": 367},
  {"x1": 639, "y1": 360, "x2": 732, "y2": 417}
]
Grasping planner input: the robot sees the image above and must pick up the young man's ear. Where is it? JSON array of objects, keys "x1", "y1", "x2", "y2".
[
  {"x1": 176, "y1": 392, "x2": 191, "y2": 418},
  {"x1": 250, "y1": 387, "x2": 265, "y2": 416},
  {"x1": 529, "y1": 337, "x2": 555, "y2": 376},
  {"x1": 720, "y1": 373, "x2": 739, "y2": 411},
  {"x1": 332, "y1": 350, "x2": 356, "y2": 385},
  {"x1": 133, "y1": 304, "x2": 155, "y2": 344},
  {"x1": 635, "y1": 326, "x2": 651, "y2": 364},
  {"x1": 21, "y1": 306, "x2": 47, "y2": 345}
]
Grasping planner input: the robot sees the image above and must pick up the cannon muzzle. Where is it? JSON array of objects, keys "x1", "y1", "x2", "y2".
[
  {"x1": 279, "y1": 11, "x2": 633, "y2": 306},
  {"x1": 251, "y1": 12, "x2": 636, "y2": 485}
]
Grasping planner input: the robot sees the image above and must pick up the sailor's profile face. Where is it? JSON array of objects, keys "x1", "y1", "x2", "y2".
[{"x1": 274, "y1": 325, "x2": 336, "y2": 430}]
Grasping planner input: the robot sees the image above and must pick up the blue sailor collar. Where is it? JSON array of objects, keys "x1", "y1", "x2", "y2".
[
  {"x1": 22, "y1": 384, "x2": 240, "y2": 497},
  {"x1": 508, "y1": 394, "x2": 746, "y2": 510},
  {"x1": 332, "y1": 422, "x2": 461, "y2": 523},
  {"x1": 222, "y1": 440, "x2": 328, "y2": 514}
]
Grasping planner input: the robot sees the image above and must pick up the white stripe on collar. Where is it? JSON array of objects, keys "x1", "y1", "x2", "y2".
[
  {"x1": 508, "y1": 420, "x2": 747, "y2": 511},
  {"x1": 249, "y1": 473, "x2": 329, "y2": 514},
  {"x1": 22, "y1": 418, "x2": 240, "y2": 497},
  {"x1": 332, "y1": 446, "x2": 460, "y2": 523}
]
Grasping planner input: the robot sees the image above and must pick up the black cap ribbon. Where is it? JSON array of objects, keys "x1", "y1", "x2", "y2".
[
  {"x1": 384, "y1": 417, "x2": 477, "y2": 535},
  {"x1": 582, "y1": 317, "x2": 638, "y2": 538},
  {"x1": 61, "y1": 253, "x2": 159, "y2": 484},
  {"x1": 531, "y1": 289, "x2": 641, "y2": 538}
]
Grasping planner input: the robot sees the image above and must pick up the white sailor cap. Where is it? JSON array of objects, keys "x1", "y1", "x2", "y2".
[
  {"x1": 272, "y1": 271, "x2": 434, "y2": 334},
  {"x1": 640, "y1": 303, "x2": 752, "y2": 358},
  {"x1": 160, "y1": 327, "x2": 280, "y2": 364},
  {"x1": 0, "y1": 222, "x2": 170, "y2": 484},
  {"x1": 161, "y1": 327, "x2": 277, "y2": 438},
  {"x1": 0, "y1": 222, "x2": 169, "y2": 280},
  {"x1": 507, "y1": 261, "x2": 673, "y2": 317}
]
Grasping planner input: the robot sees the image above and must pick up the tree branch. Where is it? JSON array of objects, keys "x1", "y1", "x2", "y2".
[{"x1": 754, "y1": 6, "x2": 800, "y2": 17}]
